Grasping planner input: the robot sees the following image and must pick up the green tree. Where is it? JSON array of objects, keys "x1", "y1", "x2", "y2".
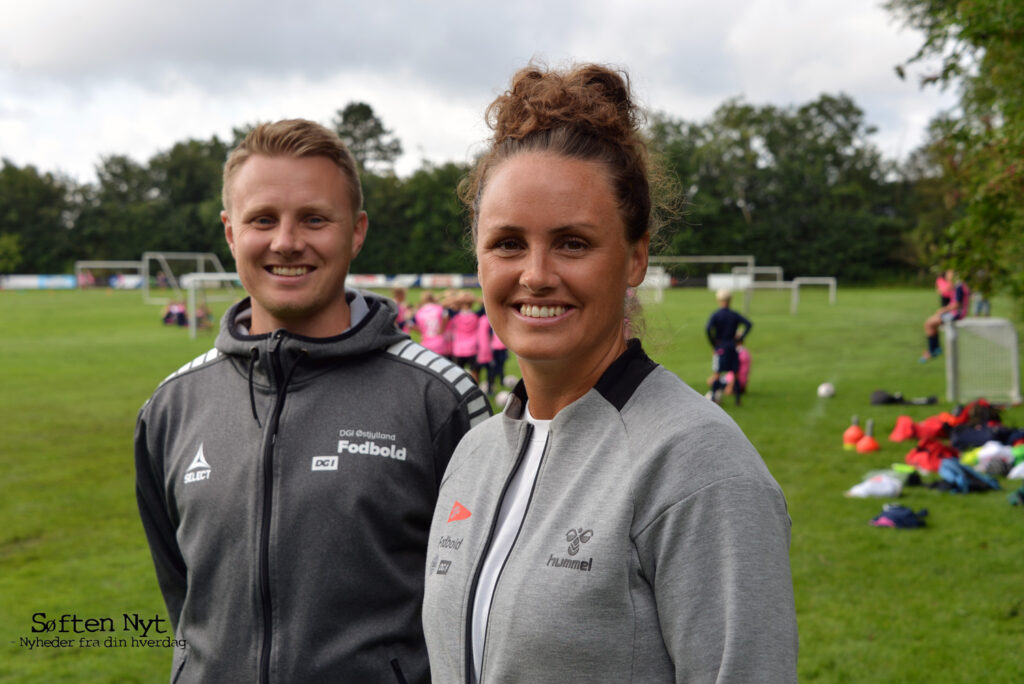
[
  {"x1": 332, "y1": 102, "x2": 403, "y2": 173},
  {"x1": 0, "y1": 160, "x2": 76, "y2": 273},
  {"x1": 887, "y1": 0, "x2": 1024, "y2": 314},
  {"x1": 402, "y1": 162, "x2": 474, "y2": 274},
  {"x1": 355, "y1": 171, "x2": 412, "y2": 273},
  {"x1": 0, "y1": 232, "x2": 21, "y2": 272},
  {"x1": 651, "y1": 95, "x2": 903, "y2": 282},
  {"x1": 148, "y1": 136, "x2": 232, "y2": 265},
  {"x1": 72, "y1": 155, "x2": 161, "y2": 261}
]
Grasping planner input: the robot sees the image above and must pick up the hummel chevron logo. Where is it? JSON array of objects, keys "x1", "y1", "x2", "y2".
[
  {"x1": 184, "y1": 444, "x2": 212, "y2": 483},
  {"x1": 447, "y1": 501, "x2": 471, "y2": 522}
]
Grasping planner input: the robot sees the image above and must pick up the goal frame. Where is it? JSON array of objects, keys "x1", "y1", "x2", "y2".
[
  {"x1": 142, "y1": 251, "x2": 232, "y2": 305},
  {"x1": 180, "y1": 272, "x2": 243, "y2": 338},
  {"x1": 944, "y1": 317, "x2": 1022, "y2": 404}
]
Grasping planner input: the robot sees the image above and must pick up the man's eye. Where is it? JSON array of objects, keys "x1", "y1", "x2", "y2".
[
  {"x1": 253, "y1": 217, "x2": 276, "y2": 228},
  {"x1": 306, "y1": 216, "x2": 326, "y2": 226}
]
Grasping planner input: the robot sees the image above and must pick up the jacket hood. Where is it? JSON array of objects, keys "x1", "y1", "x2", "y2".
[{"x1": 215, "y1": 289, "x2": 409, "y2": 363}]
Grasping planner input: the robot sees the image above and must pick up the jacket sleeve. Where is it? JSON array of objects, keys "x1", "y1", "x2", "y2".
[
  {"x1": 633, "y1": 476, "x2": 798, "y2": 683},
  {"x1": 429, "y1": 386, "x2": 492, "y2": 487},
  {"x1": 738, "y1": 313, "x2": 753, "y2": 341},
  {"x1": 134, "y1": 408, "x2": 188, "y2": 633}
]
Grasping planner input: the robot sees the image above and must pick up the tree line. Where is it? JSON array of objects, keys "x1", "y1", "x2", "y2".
[{"x1": 1, "y1": 54, "x2": 1018, "y2": 315}]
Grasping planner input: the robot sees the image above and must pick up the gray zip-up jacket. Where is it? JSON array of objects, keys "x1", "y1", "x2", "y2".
[
  {"x1": 422, "y1": 341, "x2": 797, "y2": 683},
  {"x1": 135, "y1": 292, "x2": 491, "y2": 684}
]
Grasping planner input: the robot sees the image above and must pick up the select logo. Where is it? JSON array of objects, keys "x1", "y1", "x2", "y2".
[
  {"x1": 184, "y1": 444, "x2": 211, "y2": 484},
  {"x1": 312, "y1": 456, "x2": 339, "y2": 471}
]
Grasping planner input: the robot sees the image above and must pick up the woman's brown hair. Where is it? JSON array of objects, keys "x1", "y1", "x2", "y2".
[{"x1": 461, "y1": 62, "x2": 672, "y2": 246}]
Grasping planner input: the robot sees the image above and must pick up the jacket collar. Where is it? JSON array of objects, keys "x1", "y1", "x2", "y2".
[{"x1": 504, "y1": 339, "x2": 658, "y2": 426}]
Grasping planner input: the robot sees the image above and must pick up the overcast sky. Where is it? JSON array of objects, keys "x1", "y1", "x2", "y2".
[{"x1": 0, "y1": 0, "x2": 957, "y2": 183}]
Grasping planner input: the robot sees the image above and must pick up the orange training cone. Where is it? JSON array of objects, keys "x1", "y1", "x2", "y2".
[
  {"x1": 856, "y1": 418, "x2": 880, "y2": 453},
  {"x1": 843, "y1": 415, "x2": 864, "y2": 451}
]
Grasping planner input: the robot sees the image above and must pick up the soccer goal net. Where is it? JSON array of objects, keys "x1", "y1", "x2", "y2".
[
  {"x1": 944, "y1": 318, "x2": 1022, "y2": 404},
  {"x1": 180, "y1": 272, "x2": 243, "y2": 338},
  {"x1": 141, "y1": 251, "x2": 238, "y2": 305},
  {"x1": 647, "y1": 255, "x2": 755, "y2": 312}
]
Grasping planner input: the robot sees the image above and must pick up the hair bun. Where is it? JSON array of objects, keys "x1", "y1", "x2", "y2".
[{"x1": 487, "y1": 63, "x2": 642, "y2": 146}]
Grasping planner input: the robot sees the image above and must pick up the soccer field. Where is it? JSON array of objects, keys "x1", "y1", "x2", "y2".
[{"x1": 1, "y1": 287, "x2": 1021, "y2": 682}]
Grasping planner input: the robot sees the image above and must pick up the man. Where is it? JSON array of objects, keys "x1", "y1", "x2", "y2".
[
  {"x1": 135, "y1": 119, "x2": 491, "y2": 683},
  {"x1": 705, "y1": 288, "x2": 752, "y2": 405}
]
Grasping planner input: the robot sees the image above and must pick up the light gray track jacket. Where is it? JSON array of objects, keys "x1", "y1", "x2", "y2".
[
  {"x1": 135, "y1": 292, "x2": 491, "y2": 684},
  {"x1": 423, "y1": 341, "x2": 797, "y2": 683}
]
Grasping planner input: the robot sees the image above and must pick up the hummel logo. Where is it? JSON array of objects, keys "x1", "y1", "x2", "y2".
[
  {"x1": 447, "y1": 501, "x2": 471, "y2": 523},
  {"x1": 184, "y1": 444, "x2": 212, "y2": 483},
  {"x1": 566, "y1": 527, "x2": 593, "y2": 556}
]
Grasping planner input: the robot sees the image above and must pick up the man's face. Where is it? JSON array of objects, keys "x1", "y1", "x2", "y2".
[{"x1": 222, "y1": 155, "x2": 367, "y2": 337}]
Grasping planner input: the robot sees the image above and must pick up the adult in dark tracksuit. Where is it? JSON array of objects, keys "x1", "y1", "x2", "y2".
[
  {"x1": 706, "y1": 287, "x2": 752, "y2": 405},
  {"x1": 135, "y1": 120, "x2": 490, "y2": 683}
]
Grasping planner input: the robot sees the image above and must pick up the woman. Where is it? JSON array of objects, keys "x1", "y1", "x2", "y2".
[{"x1": 422, "y1": 63, "x2": 797, "y2": 683}]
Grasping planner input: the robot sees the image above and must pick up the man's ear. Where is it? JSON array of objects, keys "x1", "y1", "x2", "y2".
[
  {"x1": 350, "y1": 211, "x2": 368, "y2": 258},
  {"x1": 222, "y1": 210, "x2": 236, "y2": 259}
]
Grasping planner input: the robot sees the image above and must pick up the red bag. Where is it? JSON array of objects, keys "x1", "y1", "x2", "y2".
[
  {"x1": 905, "y1": 438, "x2": 959, "y2": 472},
  {"x1": 915, "y1": 415, "x2": 949, "y2": 441}
]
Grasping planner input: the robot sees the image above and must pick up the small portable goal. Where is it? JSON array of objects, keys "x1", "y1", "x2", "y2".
[{"x1": 944, "y1": 317, "x2": 1021, "y2": 404}]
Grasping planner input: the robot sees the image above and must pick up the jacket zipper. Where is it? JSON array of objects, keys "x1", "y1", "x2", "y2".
[
  {"x1": 259, "y1": 332, "x2": 289, "y2": 684},
  {"x1": 462, "y1": 422, "x2": 546, "y2": 684}
]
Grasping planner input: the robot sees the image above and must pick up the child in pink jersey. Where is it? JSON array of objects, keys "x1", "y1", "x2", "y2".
[
  {"x1": 448, "y1": 292, "x2": 480, "y2": 379},
  {"x1": 476, "y1": 312, "x2": 495, "y2": 393},
  {"x1": 413, "y1": 292, "x2": 450, "y2": 356}
]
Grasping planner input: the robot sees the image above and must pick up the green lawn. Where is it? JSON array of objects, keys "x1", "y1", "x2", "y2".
[{"x1": 1, "y1": 286, "x2": 1021, "y2": 682}]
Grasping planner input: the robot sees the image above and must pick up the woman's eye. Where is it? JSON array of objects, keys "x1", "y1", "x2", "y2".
[
  {"x1": 562, "y1": 238, "x2": 588, "y2": 252},
  {"x1": 494, "y1": 238, "x2": 522, "y2": 251}
]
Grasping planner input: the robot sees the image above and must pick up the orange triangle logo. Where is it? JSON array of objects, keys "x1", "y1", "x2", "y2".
[{"x1": 448, "y1": 501, "x2": 471, "y2": 522}]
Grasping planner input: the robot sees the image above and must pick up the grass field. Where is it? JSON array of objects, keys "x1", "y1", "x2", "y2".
[{"x1": 2, "y1": 286, "x2": 1022, "y2": 682}]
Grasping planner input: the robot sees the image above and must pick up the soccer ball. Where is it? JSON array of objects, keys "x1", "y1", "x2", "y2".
[
  {"x1": 817, "y1": 382, "x2": 836, "y2": 398},
  {"x1": 494, "y1": 390, "x2": 511, "y2": 407},
  {"x1": 503, "y1": 374, "x2": 518, "y2": 388}
]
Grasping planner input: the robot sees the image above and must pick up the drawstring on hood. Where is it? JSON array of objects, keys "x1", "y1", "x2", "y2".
[
  {"x1": 246, "y1": 344, "x2": 309, "y2": 429},
  {"x1": 219, "y1": 295, "x2": 408, "y2": 431},
  {"x1": 248, "y1": 348, "x2": 262, "y2": 428}
]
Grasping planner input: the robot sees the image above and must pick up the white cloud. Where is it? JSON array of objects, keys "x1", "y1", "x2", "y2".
[{"x1": 0, "y1": 0, "x2": 955, "y2": 183}]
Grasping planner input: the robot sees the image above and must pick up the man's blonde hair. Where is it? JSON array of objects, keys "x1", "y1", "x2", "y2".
[{"x1": 222, "y1": 119, "x2": 362, "y2": 214}]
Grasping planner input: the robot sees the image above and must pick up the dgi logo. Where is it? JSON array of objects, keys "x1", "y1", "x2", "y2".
[{"x1": 312, "y1": 456, "x2": 339, "y2": 471}]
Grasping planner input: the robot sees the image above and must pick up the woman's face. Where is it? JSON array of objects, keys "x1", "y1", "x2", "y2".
[{"x1": 475, "y1": 152, "x2": 648, "y2": 376}]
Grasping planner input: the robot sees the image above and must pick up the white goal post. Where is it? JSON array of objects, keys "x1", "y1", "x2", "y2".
[
  {"x1": 648, "y1": 255, "x2": 755, "y2": 312},
  {"x1": 142, "y1": 251, "x2": 233, "y2": 305},
  {"x1": 790, "y1": 277, "x2": 837, "y2": 314},
  {"x1": 181, "y1": 272, "x2": 243, "y2": 338},
  {"x1": 944, "y1": 318, "x2": 1021, "y2": 404}
]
